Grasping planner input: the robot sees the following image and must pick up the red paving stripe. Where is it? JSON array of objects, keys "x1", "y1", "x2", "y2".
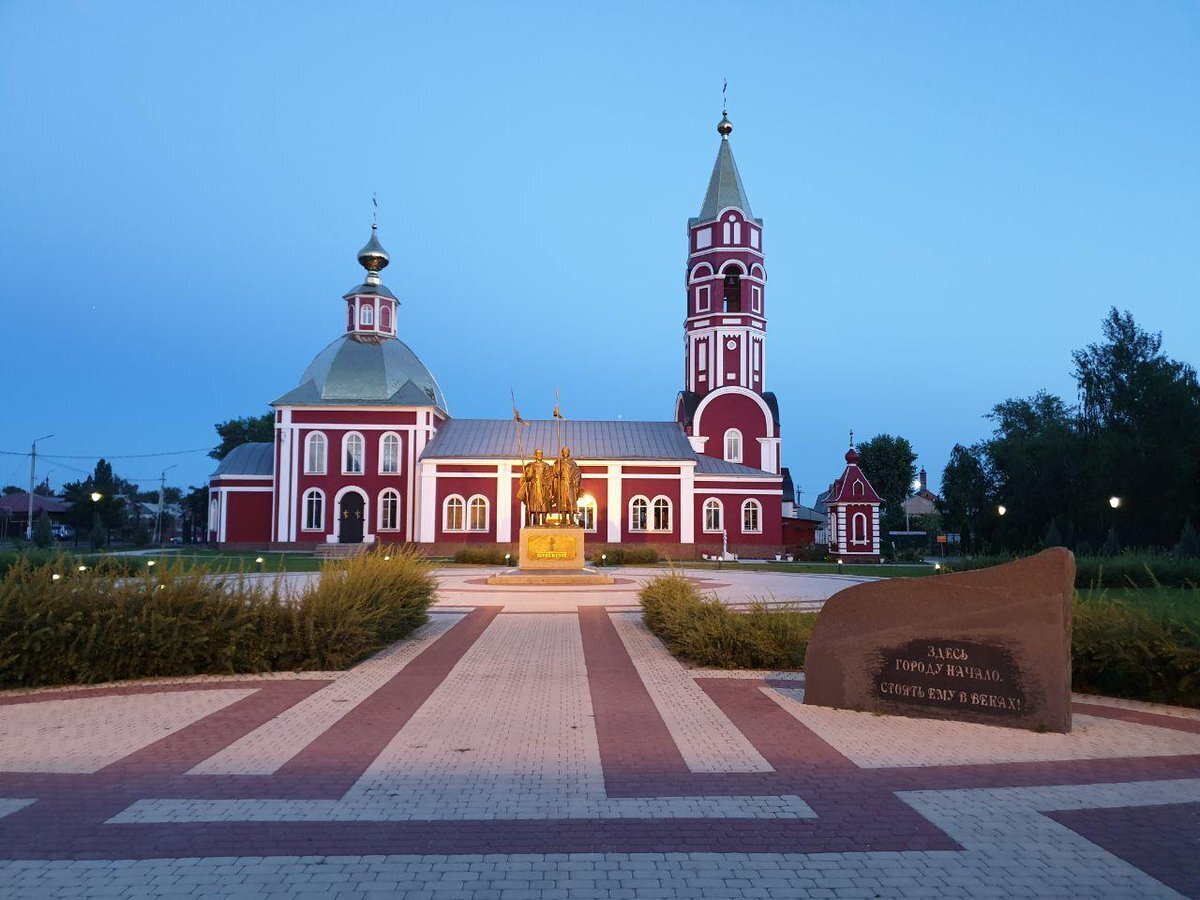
[
  {"x1": 274, "y1": 606, "x2": 502, "y2": 791},
  {"x1": 1074, "y1": 701, "x2": 1200, "y2": 734},
  {"x1": 0, "y1": 681, "x2": 301, "y2": 707},
  {"x1": 1049, "y1": 801, "x2": 1200, "y2": 899},
  {"x1": 698, "y1": 678, "x2": 858, "y2": 772},
  {"x1": 578, "y1": 607, "x2": 689, "y2": 778}
]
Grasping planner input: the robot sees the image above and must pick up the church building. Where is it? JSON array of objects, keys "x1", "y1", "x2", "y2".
[{"x1": 209, "y1": 114, "x2": 790, "y2": 556}]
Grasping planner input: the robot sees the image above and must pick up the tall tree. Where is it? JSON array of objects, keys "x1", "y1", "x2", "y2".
[
  {"x1": 940, "y1": 443, "x2": 993, "y2": 550},
  {"x1": 855, "y1": 434, "x2": 917, "y2": 535},
  {"x1": 211, "y1": 413, "x2": 274, "y2": 460},
  {"x1": 62, "y1": 459, "x2": 127, "y2": 545}
]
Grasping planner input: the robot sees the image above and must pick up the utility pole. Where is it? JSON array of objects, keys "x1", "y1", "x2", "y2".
[
  {"x1": 26, "y1": 434, "x2": 53, "y2": 541},
  {"x1": 155, "y1": 464, "x2": 177, "y2": 547}
]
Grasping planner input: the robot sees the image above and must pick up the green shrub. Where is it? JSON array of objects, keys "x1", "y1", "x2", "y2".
[
  {"x1": 452, "y1": 545, "x2": 510, "y2": 565},
  {"x1": 1072, "y1": 592, "x2": 1200, "y2": 707},
  {"x1": 593, "y1": 547, "x2": 660, "y2": 566},
  {"x1": 32, "y1": 513, "x2": 52, "y2": 549},
  {"x1": 944, "y1": 553, "x2": 1200, "y2": 589},
  {"x1": 639, "y1": 573, "x2": 815, "y2": 669},
  {"x1": 0, "y1": 547, "x2": 435, "y2": 688}
]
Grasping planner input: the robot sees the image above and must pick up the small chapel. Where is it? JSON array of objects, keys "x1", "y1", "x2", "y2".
[{"x1": 209, "y1": 113, "x2": 863, "y2": 557}]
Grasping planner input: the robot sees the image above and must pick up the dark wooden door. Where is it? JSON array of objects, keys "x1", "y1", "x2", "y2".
[{"x1": 339, "y1": 493, "x2": 365, "y2": 544}]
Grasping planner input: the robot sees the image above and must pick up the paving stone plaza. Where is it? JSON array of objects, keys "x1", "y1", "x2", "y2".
[{"x1": 1, "y1": 569, "x2": 1198, "y2": 898}]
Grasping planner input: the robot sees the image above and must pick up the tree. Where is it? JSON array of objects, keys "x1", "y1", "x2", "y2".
[
  {"x1": 940, "y1": 443, "x2": 993, "y2": 550},
  {"x1": 211, "y1": 413, "x2": 274, "y2": 460},
  {"x1": 856, "y1": 434, "x2": 917, "y2": 535},
  {"x1": 1178, "y1": 520, "x2": 1199, "y2": 559},
  {"x1": 62, "y1": 459, "x2": 127, "y2": 546},
  {"x1": 1043, "y1": 519, "x2": 1063, "y2": 549},
  {"x1": 32, "y1": 512, "x2": 53, "y2": 549},
  {"x1": 1, "y1": 486, "x2": 21, "y2": 496},
  {"x1": 1101, "y1": 525, "x2": 1121, "y2": 557},
  {"x1": 181, "y1": 485, "x2": 209, "y2": 543},
  {"x1": 32, "y1": 477, "x2": 53, "y2": 497}
]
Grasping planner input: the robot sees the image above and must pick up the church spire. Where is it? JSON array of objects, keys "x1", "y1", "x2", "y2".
[{"x1": 696, "y1": 111, "x2": 754, "y2": 222}]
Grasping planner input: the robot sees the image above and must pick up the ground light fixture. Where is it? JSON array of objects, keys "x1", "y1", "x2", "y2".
[
  {"x1": 383, "y1": 555, "x2": 391, "y2": 561},
  {"x1": 77, "y1": 565, "x2": 87, "y2": 573},
  {"x1": 1109, "y1": 496, "x2": 1122, "y2": 509},
  {"x1": 146, "y1": 560, "x2": 155, "y2": 568},
  {"x1": 255, "y1": 557, "x2": 265, "y2": 572},
  {"x1": 934, "y1": 563, "x2": 942, "y2": 571},
  {"x1": 51, "y1": 573, "x2": 61, "y2": 582}
]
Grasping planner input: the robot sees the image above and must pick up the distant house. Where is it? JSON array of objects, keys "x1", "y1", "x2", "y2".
[
  {"x1": 902, "y1": 467, "x2": 942, "y2": 520},
  {"x1": 780, "y1": 467, "x2": 826, "y2": 547},
  {"x1": 0, "y1": 493, "x2": 69, "y2": 539}
]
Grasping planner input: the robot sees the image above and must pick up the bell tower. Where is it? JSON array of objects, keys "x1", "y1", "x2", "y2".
[{"x1": 675, "y1": 112, "x2": 781, "y2": 473}]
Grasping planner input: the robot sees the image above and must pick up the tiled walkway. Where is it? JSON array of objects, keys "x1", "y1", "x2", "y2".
[{"x1": 0, "y1": 571, "x2": 1197, "y2": 897}]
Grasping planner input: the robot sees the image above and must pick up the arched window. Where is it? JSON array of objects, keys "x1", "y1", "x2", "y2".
[
  {"x1": 703, "y1": 498, "x2": 723, "y2": 533},
  {"x1": 378, "y1": 489, "x2": 400, "y2": 531},
  {"x1": 652, "y1": 496, "x2": 672, "y2": 532},
  {"x1": 360, "y1": 304, "x2": 374, "y2": 327},
  {"x1": 380, "y1": 305, "x2": 391, "y2": 331},
  {"x1": 629, "y1": 496, "x2": 648, "y2": 532},
  {"x1": 379, "y1": 433, "x2": 400, "y2": 474},
  {"x1": 443, "y1": 495, "x2": 465, "y2": 532},
  {"x1": 208, "y1": 497, "x2": 219, "y2": 533},
  {"x1": 467, "y1": 495, "x2": 489, "y2": 532},
  {"x1": 304, "y1": 432, "x2": 327, "y2": 475},
  {"x1": 342, "y1": 433, "x2": 364, "y2": 474},
  {"x1": 724, "y1": 428, "x2": 743, "y2": 463},
  {"x1": 722, "y1": 265, "x2": 742, "y2": 312},
  {"x1": 303, "y1": 489, "x2": 324, "y2": 531},
  {"x1": 742, "y1": 499, "x2": 762, "y2": 534},
  {"x1": 853, "y1": 479, "x2": 864, "y2": 496},
  {"x1": 852, "y1": 511, "x2": 868, "y2": 544},
  {"x1": 578, "y1": 495, "x2": 597, "y2": 532}
]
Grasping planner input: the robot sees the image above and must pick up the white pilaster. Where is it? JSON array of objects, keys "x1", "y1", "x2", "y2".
[
  {"x1": 680, "y1": 463, "x2": 695, "y2": 544},
  {"x1": 496, "y1": 463, "x2": 513, "y2": 543},
  {"x1": 275, "y1": 410, "x2": 292, "y2": 542},
  {"x1": 606, "y1": 464, "x2": 622, "y2": 542},
  {"x1": 417, "y1": 461, "x2": 437, "y2": 543}
]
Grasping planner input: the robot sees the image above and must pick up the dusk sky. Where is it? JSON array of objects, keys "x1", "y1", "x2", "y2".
[{"x1": 1, "y1": 2, "x2": 1196, "y2": 502}]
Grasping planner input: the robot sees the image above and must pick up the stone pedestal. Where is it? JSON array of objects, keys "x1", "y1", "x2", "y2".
[
  {"x1": 485, "y1": 526, "x2": 615, "y2": 586},
  {"x1": 803, "y1": 548, "x2": 1074, "y2": 732}
]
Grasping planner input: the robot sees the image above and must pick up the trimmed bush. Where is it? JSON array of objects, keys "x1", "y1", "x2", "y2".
[
  {"x1": 945, "y1": 553, "x2": 1200, "y2": 589},
  {"x1": 0, "y1": 548, "x2": 435, "y2": 688},
  {"x1": 452, "y1": 546, "x2": 510, "y2": 565},
  {"x1": 593, "y1": 547, "x2": 660, "y2": 566},
  {"x1": 639, "y1": 573, "x2": 815, "y2": 669}
]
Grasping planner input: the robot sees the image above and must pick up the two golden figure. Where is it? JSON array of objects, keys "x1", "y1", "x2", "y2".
[{"x1": 518, "y1": 447, "x2": 581, "y2": 527}]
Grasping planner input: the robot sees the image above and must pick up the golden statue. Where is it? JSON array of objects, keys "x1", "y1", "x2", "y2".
[
  {"x1": 551, "y1": 447, "x2": 582, "y2": 527},
  {"x1": 517, "y1": 449, "x2": 553, "y2": 526}
]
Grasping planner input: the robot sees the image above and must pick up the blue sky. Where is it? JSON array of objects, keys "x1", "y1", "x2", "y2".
[{"x1": 1, "y1": 2, "x2": 1196, "y2": 502}]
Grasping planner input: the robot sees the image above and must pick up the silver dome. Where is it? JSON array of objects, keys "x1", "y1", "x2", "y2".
[{"x1": 273, "y1": 335, "x2": 448, "y2": 409}]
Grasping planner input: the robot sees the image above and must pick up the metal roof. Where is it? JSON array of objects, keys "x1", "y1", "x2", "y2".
[
  {"x1": 0, "y1": 493, "x2": 69, "y2": 515},
  {"x1": 693, "y1": 138, "x2": 757, "y2": 223},
  {"x1": 274, "y1": 335, "x2": 447, "y2": 409},
  {"x1": 421, "y1": 419, "x2": 700, "y2": 461},
  {"x1": 211, "y1": 442, "x2": 274, "y2": 477},
  {"x1": 694, "y1": 455, "x2": 774, "y2": 477}
]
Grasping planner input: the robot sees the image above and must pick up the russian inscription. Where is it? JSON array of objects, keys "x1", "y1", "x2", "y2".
[{"x1": 872, "y1": 638, "x2": 1027, "y2": 718}]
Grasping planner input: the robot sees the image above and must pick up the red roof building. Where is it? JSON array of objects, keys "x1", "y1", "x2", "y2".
[{"x1": 825, "y1": 438, "x2": 882, "y2": 562}]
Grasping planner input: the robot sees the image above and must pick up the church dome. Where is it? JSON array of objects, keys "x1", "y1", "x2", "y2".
[{"x1": 274, "y1": 334, "x2": 448, "y2": 409}]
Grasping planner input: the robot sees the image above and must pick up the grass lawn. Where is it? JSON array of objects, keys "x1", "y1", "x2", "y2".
[
  {"x1": 150, "y1": 550, "x2": 326, "y2": 572},
  {"x1": 659, "y1": 560, "x2": 938, "y2": 578},
  {"x1": 1078, "y1": 585, "x2": 1200, "y2": 626}
]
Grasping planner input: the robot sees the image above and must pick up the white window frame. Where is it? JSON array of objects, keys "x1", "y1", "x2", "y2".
[
  {"x1": 342, "y1": 432, "x2": 365, "y2": 475},
  {"x1": 629, "y1": 495, "x2": 649, "y2": 532},
  {"x1": 751, "y1": 284, "x2": 762, "y2": 313},
  {"x1": 852, "y1": 511, "x2": 868, "y2": 544},
  {"x1": 378, "y1": 488, "x2": 400, "y2": 531},
  {"x1": 742, "y1": 499, "x2": 762, "y2": 534},
  {"x1": 724, "y1": 428, "x2": 743, "y2": 464},
  {"x1": 302, "y1": 488, "x2": 325, "y2": 532},
  {"x1": 695, "y1": 228, "x2": 712, "y2": 250},
  {"x1": 443, "y1": 494, "x2": 466, "y2": 532},
  {"x1": 467, "y1": 494, "x2": 489, "y2": 532},
  {"x1": 695, "y1": 284, "x2": 711, "y2": 314},
  {"x1": 360, "y1": 304, "x2": 374, "y2": 327},
  {"x1": 379, "y1": 432, "x2": 401, "y2": 474},
  {"x1": 380, "y1": 304, "x2": 391, "y2": 331},
  {"x1": 304, "y1": 432, "x2": 327, "y2": 475},
  {"x1": 703, "y1": 498, "x2": 723, "y2": 533},
  {"x1": 651, "y1": 495, "x2": 672, "y2": 533},
  {"x1": 578, "y1": 495, "x2": 598, "y2": 533}
]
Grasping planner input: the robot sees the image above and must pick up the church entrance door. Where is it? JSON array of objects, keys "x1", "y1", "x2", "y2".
[{"x1": 339, "y1": 492, "x2": 365, "y2": 544}]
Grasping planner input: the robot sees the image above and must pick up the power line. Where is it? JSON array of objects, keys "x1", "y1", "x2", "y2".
[{"x1": 0, "y1": 446, "x2": 214, "y2": 460}]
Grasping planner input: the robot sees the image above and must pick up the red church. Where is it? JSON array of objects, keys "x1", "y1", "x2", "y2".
[{"x1": 210, "y1": 113, "x2": 792, "y2": 556}]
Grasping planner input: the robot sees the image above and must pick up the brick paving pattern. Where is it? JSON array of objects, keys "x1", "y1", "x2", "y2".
[{"x1": 0, "y1": 570, "x2": 1196, "y2": 897}]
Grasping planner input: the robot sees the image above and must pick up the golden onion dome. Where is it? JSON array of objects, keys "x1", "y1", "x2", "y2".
[
  {"x1": 717, "y1": 113, "x2": 733, "y2": 137},
  {"x1": 357, "y1": 224, "x2": 390, "y2": 274}
]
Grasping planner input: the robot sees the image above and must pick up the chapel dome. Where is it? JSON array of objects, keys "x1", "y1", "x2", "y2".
[{"x1": 273, "y1": 334, "x2": 448, "y2": 410}]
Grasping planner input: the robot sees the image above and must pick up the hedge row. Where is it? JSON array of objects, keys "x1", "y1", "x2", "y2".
[
  {"x1": 945, "y1": 553, "x2": 1200, "y2": 589},
  {"x1": 638, "y1": 575, "x2": 1200, "y2": 708},
  {"x1": 0, "y1": 548, "x2": 435, "y2": 689}
]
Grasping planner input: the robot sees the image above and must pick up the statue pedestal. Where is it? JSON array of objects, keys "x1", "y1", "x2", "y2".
[{"x1": 486, "y1": 526, "x2": 615, "y2": 586}]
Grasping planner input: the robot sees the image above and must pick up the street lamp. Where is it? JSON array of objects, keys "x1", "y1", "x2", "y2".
[
  {"x1": 91, "y1": 492, "x2": 102, "y2": 503},
  {"x1": 1109, "y1": 496, "x2": 1122, "y2": 509},
  {"x1": 997, "y1": 505, "x2": 1007, "y2": 517}
]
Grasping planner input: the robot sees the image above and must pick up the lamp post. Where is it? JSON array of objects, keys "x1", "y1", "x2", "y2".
[{"x1": 997, "y1": 505, "x2": 1007, "y2": 517}]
